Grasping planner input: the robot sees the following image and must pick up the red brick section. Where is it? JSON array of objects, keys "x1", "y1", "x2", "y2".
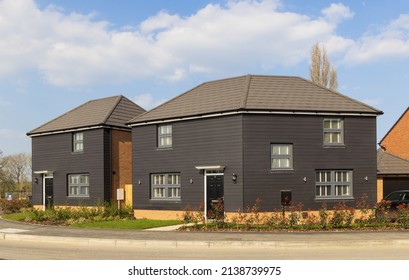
[{"x1": 380, "y1": 108, "x2": 409, "y2": 160}]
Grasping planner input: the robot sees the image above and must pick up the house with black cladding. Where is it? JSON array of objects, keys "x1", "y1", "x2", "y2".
[
  {"x1": 128, "y1": 75, "x2": 382, "y2": 220},
  {"x1": 27, "y1": 95, "x2": 145, "y2": 210}
]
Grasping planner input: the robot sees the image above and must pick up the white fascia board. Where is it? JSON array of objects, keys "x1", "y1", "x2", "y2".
[
  {"x1": 29, "y1": 125, "x2": 107, "y2": 137},
  {"x1": 129, "y1": 110, "x2": 379, "y2": 127}
]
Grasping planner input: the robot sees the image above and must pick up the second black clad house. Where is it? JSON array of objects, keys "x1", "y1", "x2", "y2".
[
  {"x1": 128, "y1": 75, "x2": 382, "y2": 219},
  {"x1": 27, "y1": 96, "x2": 145, "y2": 210}
]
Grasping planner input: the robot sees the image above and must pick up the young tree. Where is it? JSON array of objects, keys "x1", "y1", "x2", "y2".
[
  {"x1": 0, "y1": 153, "x2": 32, "y2": 197},
  {"x1": 309, "y1": 43, "x2": 338, "y2": 91},
  {"x1": 4, "y1": 153, "x2": 31, "y2": 185}
]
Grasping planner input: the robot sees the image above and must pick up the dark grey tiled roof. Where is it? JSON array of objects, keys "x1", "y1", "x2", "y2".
[
  {"x1": 128, "y1": 75, "x2": 382, "y2": 124},
  {"x1": 28, "y1": 95, "x2": 145, "y2": 136},
  {"x1": 377, "y1": 149, "x2": 409, "y2": 175}
]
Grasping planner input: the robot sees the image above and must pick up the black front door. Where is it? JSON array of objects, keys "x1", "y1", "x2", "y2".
[
  {"x1": 206, "y1": 175, "x2": 224, "y2": 219},
  {"x1": 45, "y1": 177, "x2": 54, "y2": 209}
]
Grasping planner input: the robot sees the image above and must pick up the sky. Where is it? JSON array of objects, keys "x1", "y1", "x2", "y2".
[{"x1": 0, "y1": 0, "x2": 408, "y2": 155}]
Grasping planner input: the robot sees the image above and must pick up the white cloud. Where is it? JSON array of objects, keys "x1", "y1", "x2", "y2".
[
  {"x1": 132, "y1": 93, "x2": 166, "y2": 110},
  {"x1": 343, "y1": 14, "x2": 409, "y2": 64},
  {"x1": 321, "y1": 3, "x2": 354, "y2": 24},
  {"x1": 10, "y1": 0, "x2": 409, "y2": 86},
  {"x1": 0, "y1": 0, "x2": 355, "y2": 86}
]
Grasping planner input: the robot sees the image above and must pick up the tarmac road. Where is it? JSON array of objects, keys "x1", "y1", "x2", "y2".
[{"x1": 1, "y1": 217, "x2": 409, "y2": 259}]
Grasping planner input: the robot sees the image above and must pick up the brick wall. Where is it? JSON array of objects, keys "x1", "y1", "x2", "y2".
[{"x1": 381, "y1": 108, "x2": 409, "y2": 160}]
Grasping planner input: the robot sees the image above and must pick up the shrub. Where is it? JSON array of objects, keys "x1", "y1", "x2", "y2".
[
  {"x1": 329, "y1": 201, "x2": 355, "y2": 228},
  {"x1": 0, "y1": 198, "x2": 32, "y2": 214},
  {"x1": 373, "y1": 200, "x2": 392, "y2": 225},
  {"x1": 319, "y1": 203, "x2": 329, "y2": 229},
  {"x1": 397, "y1": 203, "x2": 409, "y2": 229}
]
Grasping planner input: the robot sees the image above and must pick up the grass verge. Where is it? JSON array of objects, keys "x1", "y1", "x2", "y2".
[
  {"x1": 70, "y1": 219, "x2": 182, "y2": 229},
  {"x1": 1, "y1": 212, "x2": 182, "y2": 230}
]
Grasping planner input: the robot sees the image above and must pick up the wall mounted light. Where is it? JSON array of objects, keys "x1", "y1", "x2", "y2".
[
  {"x1": 364, "y1": 176, "x2": 368, "y2": 182},
  {"x1": 190, "y1": 178, "x2": 194, "y2": 184},
  {"x1": 303, "y1": 177, "x2": 307, "y2": 182},
  {"x1": 138, "y1": 180, "x2": 142, "y2": 185},
  {"x1": 232, "y1": 173, "x2": 237, "y2": 183},
  {"x1": 34, "y1": 178, "x2": 38, "y2": 184}
]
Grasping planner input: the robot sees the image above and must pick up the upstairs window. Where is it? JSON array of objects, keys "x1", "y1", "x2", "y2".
[
  {"x1": 73, "y1": 132, "x2": 84, "y2": 152},
  {"x1": 271, "y1": 144, "x2": 293, "y2": 170},
  {"x1": 158, "y1": 125, "x2": 172, "y2": 148},
  {"x1": 323, "y1": 119, "x2": 343, "y2": 145}
]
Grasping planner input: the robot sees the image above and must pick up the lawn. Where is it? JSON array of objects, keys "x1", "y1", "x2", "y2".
[
  {"x1": 1, "y1": 212, "x2": 182, "y2": 230},
  {"x1": 70, "y1": 219, "x2": 182, "y2": 229}
]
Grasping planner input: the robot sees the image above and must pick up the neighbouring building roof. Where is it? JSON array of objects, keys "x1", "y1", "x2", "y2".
[
  {"x1": 128, "y1": 75, "x2": 383, "y2": 125},
  {"x1": 377, "y1": 149, "x2": 409, "y2": 176},
  {"x1": 28, "y1": 95, "x2": 145, "y2": 136}
]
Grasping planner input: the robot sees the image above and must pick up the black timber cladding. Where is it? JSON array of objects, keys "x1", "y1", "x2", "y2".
[
  {"x1": 132, "y1": 115, "x2": 244, "y2": 212},
  {"x1": 242, "y1": 114, "x2": 378, "y2": 210},
  {"x1": 31, "y1": 129, "x2": 111, "y2": 206},
  {"x1": 132, "y1": 113, "x2": 378, "y2": 211}
]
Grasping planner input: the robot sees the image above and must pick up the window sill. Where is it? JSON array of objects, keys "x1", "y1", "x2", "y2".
[
  {"x1": 156, "y1": 147, "x2": 173, "y2": 151},
  {"x1": 322, "y1": 144, "x2": 346, "y2": 148},
  {"x1": 67, "y1": 196, "x2": 90, "y2": 199},
  {"x1": 149, "y1": 199, "x2": 181, "y2": 203},
  {"x1": 270, "y1": 169, "x2": 294, "y2": 173},
  {"x1": 315, "y1": 196, "x2": 354, "y2": 201}
]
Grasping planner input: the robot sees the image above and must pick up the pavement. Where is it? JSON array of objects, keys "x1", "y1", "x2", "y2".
[{"x1": 2, "y1": 216, "x2": 409, "y2": 249}]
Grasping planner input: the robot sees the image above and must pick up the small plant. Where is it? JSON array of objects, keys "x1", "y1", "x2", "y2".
[
  {"x1": 210, "y1": 198, "x2": 226, "y2": 229},
  {"x1": 182, "y1": 206, "x2": 194, "y2": 224},
  {"x1": 249, "y1": 198, "x2": 263, "y2": 230},
  {"x1": 288, "y1": 202, "x2": 303, "y2": 228},
  {"x1": 373, "y1": 200, "x2": 392, "y2": 226},
  {"x1": 397, "y1": 203, "x2": 409, "y2": 229},
  {"x1": 329, "y1": 201, "x2": 355, "y2": 228},
  {"x1": 265, "y1": 210, "x2": 281, "y2": 230},
  {"x1": 319, "y1": 202, "x2": 329, "y2": 229}
]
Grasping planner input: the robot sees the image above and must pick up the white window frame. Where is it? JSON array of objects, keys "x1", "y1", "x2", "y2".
[
  {"x1": 151, "y1": 173, "x2": 181, "y2": 200},
  {"x1": 68, "y1": 174, "x2": 89, "y2": 197},
  {"x1": 271, "y1": 144, "x2": 293, "y2": 170},
  {"x1": 158, "y1": 125, "x2": 172, "y2": 148},
  {"x1": 315, "y1": 170, "x2": 353, "y2": 199},
  {"x1": 323, "y1": 119, "x2": 344, "y2": 145},
  {"x1": 73, "y1": 132, "x2": 84, "y2": 152}
]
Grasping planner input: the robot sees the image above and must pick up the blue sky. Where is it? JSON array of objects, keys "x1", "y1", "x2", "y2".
[{"x1": 1, "y1": 0, "x2": 408, "y2": 155}]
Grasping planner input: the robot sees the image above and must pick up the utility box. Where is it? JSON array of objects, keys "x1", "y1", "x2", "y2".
[
  {"x1": 280, "y1": 190, "x2": 292, "y2": 206},
  {"x1": 117, "y1": 188, "x2": 125, "y2": 200}
]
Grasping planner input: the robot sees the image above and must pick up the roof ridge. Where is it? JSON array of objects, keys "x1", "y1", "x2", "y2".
[
  {"x1": 101, "y1": 95, "x2": 123, "y2": 124},
  {"x1": 299, "y1": 77, "x2": 383, "y2": 115},
  {"x1": 239, "y1": 74, "x2": 252, "y2": 109}
]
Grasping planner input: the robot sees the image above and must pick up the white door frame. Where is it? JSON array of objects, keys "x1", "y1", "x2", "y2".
[
  {"x1": 34, "y1": 170, "x2": 53, "y2": 210},
  {"x1": 195, "y1": 165, "x2": 225, "y2": 223}
]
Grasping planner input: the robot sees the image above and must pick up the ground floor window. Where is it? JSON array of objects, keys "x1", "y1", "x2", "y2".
[
  {"x1": 315, "y1": 170, "x2": 353, "y2": 199},
  {"x1": 68, "y1": 174, "x2": 89, "y2": 197},
  {"x1": 151, "y1": 173, "x2": 181, "y2": 200}
]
